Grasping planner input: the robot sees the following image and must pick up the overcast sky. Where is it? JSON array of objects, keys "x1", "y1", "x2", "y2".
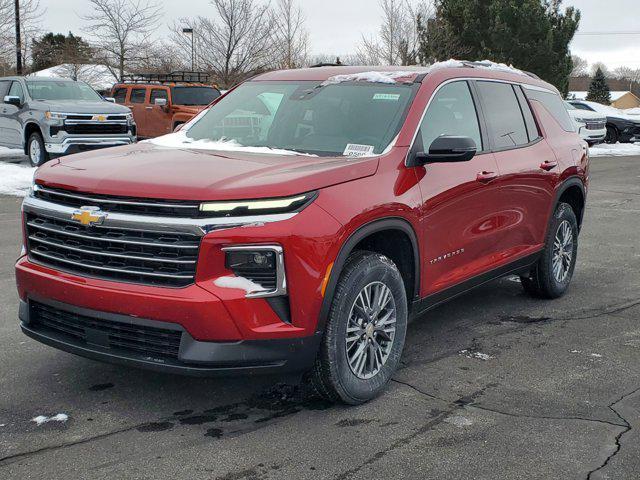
[{"x1": 43, "y1": 0, "x2": 640, "y2": 71}]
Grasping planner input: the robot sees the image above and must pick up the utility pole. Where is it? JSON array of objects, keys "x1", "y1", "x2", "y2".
[
  {"x1": 183, "y1": 27, "x2": 194, "y2": 71},
  {"x1": 14, "y1": 0, "x2": 23, "y2": 74}
]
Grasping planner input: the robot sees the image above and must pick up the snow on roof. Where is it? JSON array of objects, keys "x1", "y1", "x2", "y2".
[
  {"x1": 569, "y1": 91, "x2": 633, "y2": 102},
  {"x1": 321, "y1": 59, "x2": 529, "y2": 86},
  {"x1": 27, "y1": 64, "x2": 118, "y2": 91}
]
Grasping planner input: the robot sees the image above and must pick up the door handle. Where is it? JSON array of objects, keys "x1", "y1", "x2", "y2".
[
  {"x1": 540, "y1": 160, "x2": 558, "y2": 171},
  {"x1": 476, "y1": 171, "x2": 498, "y2": 183},
  {"x1": 145, "y1": 106, "x2": 153, "y2": 110}
]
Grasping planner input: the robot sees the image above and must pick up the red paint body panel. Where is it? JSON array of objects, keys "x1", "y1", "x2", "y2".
[{"x1": 17, "y1": 65, "x2": 588, "y2": 353}]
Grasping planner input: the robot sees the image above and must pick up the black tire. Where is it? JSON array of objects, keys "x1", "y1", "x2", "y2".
[
  {"x1": 307, "y1": 251, "x2": 408, "y2": 405},
  {"x1": 521, "y1": 203, "x2": 578, "y2": 299},
  {"x1": 605, "y1": 126, "x2": 618, "y2": 144},
  {"x1": 27, "y1": 131, "x2": 49, "y2": 167}
]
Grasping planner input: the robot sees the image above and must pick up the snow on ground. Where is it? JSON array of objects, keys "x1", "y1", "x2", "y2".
[
  {"x1": 0, "y1": 161, "x2": 35, "y2": 196},
  {"x1": 0, "y1": 146, "x2": 24, "y2": 159},
  {"x1": 31, "y1": 413, "x2": 69, "y2": 426},
  {"x1": 589, "y1": 142, "x2": 640, "y2": 157}
]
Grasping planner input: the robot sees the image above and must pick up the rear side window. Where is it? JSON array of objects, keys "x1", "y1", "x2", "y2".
[
  {"x1": 525, "y1": 87, "x2": 575, "y2": 132},
  {"x1": 113, "y1": 88, "x2": 127, "y2": 103},
  {"x1": 419, "y1": 81, "x2": 483, "y2": 152},
  {"x1": 514, "y1": 86, "x2": 540, "y2": 142},
  {"x1": 130, "y1": 88, "x2": 146, "y2": 104},
  {"x1": 150, "y1": 89, "x2": 168, "y2": 104},
  {"x1": 477, "y1": 81, "x2": 528, "y2": 149}
]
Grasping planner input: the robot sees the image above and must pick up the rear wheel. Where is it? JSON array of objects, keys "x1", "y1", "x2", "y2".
[
  {"x1": 307, "y1": 251, "x2": 408, "y2": 404},
  {"x1": 521, "y1": 203, "x2": 578, "y2": 299},
  {"x1": 605, "y1": 126, "x2": 619, "y2": 144},
  {"x1": 27, "y1": 131, "x2": 49, "y2": 167}
]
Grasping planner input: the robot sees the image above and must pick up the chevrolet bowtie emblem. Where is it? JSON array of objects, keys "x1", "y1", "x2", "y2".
[
  {"x1": 71, "y1": 206, "x2": 106, "y2": 227},
  {"x1": 92, "y1": 115, "x2": 107, "y2": 122}
]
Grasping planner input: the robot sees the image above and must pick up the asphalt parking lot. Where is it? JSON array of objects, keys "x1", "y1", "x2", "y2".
[{"x1": 1, "y1": 156, "x2": 639, "y2": 480}]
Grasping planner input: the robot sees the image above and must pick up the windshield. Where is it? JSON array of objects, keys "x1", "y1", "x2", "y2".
[
  {"x1": 26, "y1": 81, "x2": 102, "y2": 101},
  {"x1": 185, "y1": 81, "x2": 416, "y2": 156},
  {"x1": 171, "y1": 86, "x2": 220, "y2": 106},
  {"x1": 564, "y1": 101, "x2": 577, "y2": 110}
]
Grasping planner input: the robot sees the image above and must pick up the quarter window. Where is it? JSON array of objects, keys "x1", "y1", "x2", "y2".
[
  {"x1": 130, "y1": 88, "x2": 146, "y2": 104},
  {"x1": 526, "y1": 87, "x2": 575, "y2": 132},
  {"x1": 419, "y1": 81, "x2": 482, "y2": 152},
  {"x1": 477, "y1": 81, "x2": 528, "y2": 149}
]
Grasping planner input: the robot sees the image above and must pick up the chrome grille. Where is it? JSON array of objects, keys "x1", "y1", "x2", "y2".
[
  {"x1": 34, "y1": 186, "x2": 202, "y2": 218},
  {"x1": 25, "y1": 213, "x2": 200, "y2": 287},
  {"x1": 585, "y1": 121, "x2": 605, "y2": 130}
]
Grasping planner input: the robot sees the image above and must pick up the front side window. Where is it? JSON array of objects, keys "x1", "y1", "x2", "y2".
[
  {"x1": 25, "y1": 81, "x2": 101, "y2": 101},
  {"x1": 150, "y1": 89, "x2": 169, "y2": 104},
  {"x1": 130, "y1": 88, "x2": 147, "y2": 103},
  {"x1": 0, "y1": 80, "x2": 11, "y2": 98},
  {"x1": 477, "y1": 81, "x2": 529, "y2": 149},
  {"x1": 9, "y1": 81, "x2": 25, "y2": 102},
  {"x1": 418, "y1": 81, "x2": 482, "y2": 152},
  {"x1": 185, "y1": 81, "x2": 416, "y2": 156}
]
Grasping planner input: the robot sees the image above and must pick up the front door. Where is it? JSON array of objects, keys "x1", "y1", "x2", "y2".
[
  {"x1": 147, "y1": 88, "x2": 172, "y2": 137},
  {"x1": 414, "y1": 80, "x2": 504, "y2": 296}
]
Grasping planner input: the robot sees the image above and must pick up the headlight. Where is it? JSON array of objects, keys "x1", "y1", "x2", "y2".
[
  {"x1": 125, "y1": 112, "x2": 134, "y2": 123},
  {"x1": 199, "y1": 191, "x2": 317, "y2": 217},
  {"x1": 574, "y1": 117, "x2": 587, "y2": 124},
  {"x1": 44, "y1": 111, "x2": 66, "y2": 124}
]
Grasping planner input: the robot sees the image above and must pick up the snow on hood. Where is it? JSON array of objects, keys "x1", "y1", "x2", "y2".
[{"x1": 147, "y1": 130, "x2": 315, "y2": 156}]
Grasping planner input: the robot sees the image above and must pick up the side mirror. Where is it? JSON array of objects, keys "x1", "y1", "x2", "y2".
[
  {"x1": 4, "y1": 95, "x2": 21, "y2": 107},
  {"x1": 104, "y1": 97, "x2": 116, "y2": 103},
  {"x1": 409, "y1": 135, "x2": 477, "y2": 166},
  {"x1": 154, "y1": 98, "x2": 168, "y2": 106}
]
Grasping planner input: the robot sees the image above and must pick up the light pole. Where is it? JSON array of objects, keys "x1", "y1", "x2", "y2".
[
  {"x1": 14, "y1": 0, "x2": 22, "y2": 75},
  {"x1": 182, "y1": 27, "x2": 194, "y2": 71}
]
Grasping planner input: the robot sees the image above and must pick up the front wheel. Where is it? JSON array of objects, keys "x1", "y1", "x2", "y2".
[
  {"x1": 521, "y1": 203, "x2": 578, "y2": 299},
  {"x1": 307, "y1": 251, "x2": 408, "y2": 405},
  {"x1": 605, "y1": 126, "x2": 618, "y2": 144},
  {"x1": 27, "y1": 131, "x2": 50, "y2": 167}
]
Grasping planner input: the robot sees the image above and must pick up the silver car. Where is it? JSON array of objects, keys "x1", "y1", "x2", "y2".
[{"x1": 0, "y1": 77, "x2": 136, "y2": 166}]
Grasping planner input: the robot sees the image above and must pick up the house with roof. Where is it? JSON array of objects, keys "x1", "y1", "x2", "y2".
[{"x1": 568, "y1": 90, "x2": 640, "y2": 109}]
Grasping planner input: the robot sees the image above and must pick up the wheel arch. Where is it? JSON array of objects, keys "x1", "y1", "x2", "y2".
[
  {"x1": 23, "y1": 122, "x2": 43, "y2": 154},
  {"x1": 317, "y1": 217, "x2": 420, "y2": 334},
  {"x1": 553, "y1": 177, "x2": 586, "y2": 231}
]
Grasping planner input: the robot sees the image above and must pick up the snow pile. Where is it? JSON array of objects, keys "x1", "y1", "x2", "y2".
[
  {"x1": 0, "y1": 162, "x2": 36, "y2": 196},
  {"x1": 0, "y1": 147, "x2": 24, "y2": 158},
  {"x1": 459, "y1": 349, "x2": 493, "y2": 361},
  {"x1": 31, "y1": 413, "x2": 69, "y2": 426},
  {"x1": 445, "y1": 416, "x2": 473, "y2": 427},
  {"x1": 472, "y1": 59, "x2": 526, "y2": 76},
  {"x1": 149, "y1": 131, "x2": 312, "y2": 156},
  {"x1": 214, "y1": 276, "x2": 267, "y2": 295},
  {"x1": 322, "y1": 70, "x2": 420, "y2": 86},
  {"x1": 624, "y1": 107, "x2": 640, "y2": 116},
  {"x1": 589, "y1": 143, "x2": 640, "y2": 157}
]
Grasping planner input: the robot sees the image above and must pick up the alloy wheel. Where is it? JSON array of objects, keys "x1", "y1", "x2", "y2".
[
  {"x1": 345, "y1": 281, "x2": 397, "y2": 380},
  {"x1": 30, "y1": 139, "x2": 42, "y2": 165},
  {"x1": 552, "y1": 220, "x2": 574, "y2": 283}
]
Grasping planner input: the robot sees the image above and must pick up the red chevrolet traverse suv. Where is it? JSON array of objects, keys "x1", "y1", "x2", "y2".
[{"x1": 16, "y1": 61, "x2": 588, "y2": 404}]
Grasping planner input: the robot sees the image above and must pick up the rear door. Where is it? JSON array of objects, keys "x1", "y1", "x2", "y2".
[
  {"x1": 414, "y1": 80, "x2": 504, "y2": 295},
  {"x1": 475, "y1": 80, "x2": 558, "y2": 257},
  {"x1": 127, "y1": 87, "x2": 148, "y2": 137},
  {"x1": 147, "y1": 87, "x2": 172, "y2": 137}
]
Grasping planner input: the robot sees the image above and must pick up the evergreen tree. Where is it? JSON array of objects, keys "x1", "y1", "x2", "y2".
[
  {"x1": 31, "y1": 33, "x2": 92, "y2": 71},
  {"x1": 418, "y1": 0, "x2": 580, "y2": 95},
  {"x1": 586, "y1": 68, "x2": 611, "y2": 104}
]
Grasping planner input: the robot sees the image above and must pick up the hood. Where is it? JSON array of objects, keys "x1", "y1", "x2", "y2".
[
  {"x1": 30, "y1": 99, "x2": 131, "y2": 114},
  {"x1": 566, "y1": 109, "x2": 606, "y2": 122},
  {"x1": 34, "y1": 142, "x2": 380, "y2": 201}
]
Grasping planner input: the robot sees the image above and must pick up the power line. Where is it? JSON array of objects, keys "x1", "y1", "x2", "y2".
[{"x1": 576, "y1": 31, "x2": 640, "y2": 36}]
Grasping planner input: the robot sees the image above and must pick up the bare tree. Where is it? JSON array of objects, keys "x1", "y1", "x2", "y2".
[
  {"x1": 81, "y1": 0, "x2": 163, "y2": 80},
  {"x1": 357, "y1": 0, "x2": 432, "y2": 66},
  {"x1": 172, "y1": 0, "x2": 274, "y2": 87},
  {"x1": 571, "y1": 55, "x2": 588, "y2": 77},
  {"x1": 613, "y1": 66, "x2": 640, "y2": 91},
  {"x1": 0, "y1": 0, "x2": 44, "y2": 72},
  {"x1": 590, "y1": 62, "x2": 610, "y2": 78},
  {"x1": 270, "y1": 0, "x2": 308, "y2": 69}
]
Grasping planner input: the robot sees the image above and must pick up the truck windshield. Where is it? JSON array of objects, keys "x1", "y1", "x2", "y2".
[
  {"x1": 25, "y1": 81, "x2": 103, "y2": 101},
  {"x1": 185, "y1": 81, "x2": 416, "y2": 156},
  {"x1": 171, "y1": 86, "x2": 221, "y2": 105}
]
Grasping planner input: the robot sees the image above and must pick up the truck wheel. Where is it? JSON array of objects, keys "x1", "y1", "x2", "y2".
[
  {"x1": 521, "y1": 203, "x2": 578, "y2": 299},
  {"x1": 27, "y1": 131, "x2": 50, "y2": 167},
  {"x1": 307, "y1": 251, "x2": 408, "y2": 404},
  {"x1": 605, "y1": 126, "x2": 618, "y2": 144}
]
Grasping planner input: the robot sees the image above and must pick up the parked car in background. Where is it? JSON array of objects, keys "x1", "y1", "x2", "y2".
[
  {"x1": 111, "y1": 72, "x2": 221, "y2": 139},
  {"x1": 564, "y1": 101, "x2": 605, "y2": 145},
  {"x1": 0, "y1": 77, "x2": 136, "y2": 166},
  {"x1": 568, "y1": 99, "x2": 640, "y2": 144},
  {"x1": 17, "y1": 62, "x2": 588, "y2": 404}
]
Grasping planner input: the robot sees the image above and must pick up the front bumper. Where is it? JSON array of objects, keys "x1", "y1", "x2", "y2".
[
  {"x1": 578, "y1": 126, "x2": 606, "y2": 144},
  {"x1": 19, "y1": 298, "x2": 320, "y2": 376},
  {"x1": 45, "y1": 135, "x2": 136, "y2": 154}
]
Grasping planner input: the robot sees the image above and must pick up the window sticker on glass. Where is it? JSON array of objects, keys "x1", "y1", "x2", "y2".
[
  {"x1": 373, "y1": 93, "x2": 400, "y2": 101},
  {"x1": 344, "y1": 144, "x2": 375, "y2": 157}
]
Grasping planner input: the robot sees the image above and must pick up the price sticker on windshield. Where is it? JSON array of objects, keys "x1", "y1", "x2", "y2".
[
  {"x1": 344, "y1": 144, "x2": 375, "y2": 158},
  {"x1": 373, "y1": 93, "x2": 400, "y2": 101}
]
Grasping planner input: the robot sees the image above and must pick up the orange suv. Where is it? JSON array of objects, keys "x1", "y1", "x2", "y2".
[{"x1": 111, "y1": 72, "x2": 221, "y2": 139}]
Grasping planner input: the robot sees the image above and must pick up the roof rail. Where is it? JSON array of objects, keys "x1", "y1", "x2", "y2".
[{"x1": 120, "y1": 71, "x2": 212, "y2": 84}]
